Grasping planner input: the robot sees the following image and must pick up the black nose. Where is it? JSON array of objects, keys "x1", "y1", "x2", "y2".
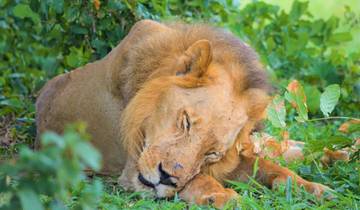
[
  {"x1": 158, "y1": 163, "x2": 177, "y2": 187},
  {"x1": 138, "y1": 173, "x2": 155, "y2": 188}
]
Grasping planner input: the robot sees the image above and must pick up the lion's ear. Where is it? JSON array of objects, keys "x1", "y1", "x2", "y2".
[
  {"x1": 244, "y1": 88, "x2": 270, "y2": 121},
  {"x1": 179, "y1": 40, "x2": 212, "y2": 77}
]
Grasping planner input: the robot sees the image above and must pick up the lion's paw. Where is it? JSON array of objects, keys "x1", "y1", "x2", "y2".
[
  {"x1": 309, "y1": 182, "x2": 336, "y2": 200},
  {"x1": 179, "y1": 174, "x2": 238, "y2": 209},
  {"x1": 197, "y1": 188, "x2": 238, "y2": 208}
]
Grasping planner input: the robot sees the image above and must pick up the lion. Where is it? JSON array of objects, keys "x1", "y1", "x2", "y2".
[{"x1": 36, "y1": 20, "x2": 332, "y2": 208}]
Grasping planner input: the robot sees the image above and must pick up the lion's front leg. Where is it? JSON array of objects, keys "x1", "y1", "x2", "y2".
[
  {"x1": 228, "y1": 155, "x2": 333, "y2": 199},
  {"x1": 179, "y1": 174, "x2": 238, "y2": 208}
]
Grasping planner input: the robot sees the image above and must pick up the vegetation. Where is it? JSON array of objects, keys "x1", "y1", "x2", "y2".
[
  {"x1": 0, "y1": 124, "x2": 103, "y2": 210},
  {"x1": 0, "y1": 0, "x2": 359, "y2": 209}
]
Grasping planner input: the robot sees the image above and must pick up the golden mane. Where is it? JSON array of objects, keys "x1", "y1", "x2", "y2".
[{"x1": 118, "y1": 22, "x2": 270, "y2": 160}]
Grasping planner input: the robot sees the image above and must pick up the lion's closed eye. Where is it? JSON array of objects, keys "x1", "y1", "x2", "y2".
[{"x1": 177, "y1": 109, "x2": 191, "y2": 133}]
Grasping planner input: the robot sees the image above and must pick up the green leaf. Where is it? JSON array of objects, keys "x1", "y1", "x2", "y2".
[
  {"x1": 50, "y1": 0, "x2": 64, "y2": 14},
  {"x1": 75, "y1": 142, "x2": 102, "y2": 171},
  {"x1": 0, "y1": 98, "x2": 23, "y2": 109},
  {"x1": 267, "y1": 95, "x2": 286, "y2": 128},
  {"x1": 252, "y1": 157, "x2": 259, "y2": 178},
  {"x1": 70, "y1": 26, "x2": 88, "y2": 34},
  {"x1": 18, "y1": 189, "x2": 44, "y2": 210},
  {"x1": 41, "y1": 132, "x2": 65, "y2": 148},
  {"x1": 65, "y1": 48, "x2": 81, "y2": 68},
  {"x1": 13, "y1": 4, "x2": 40, "y2": 24},
  {"x1": 320, "y1": 84, "x2": 340, "y2": 117},
  {"x1": 329, "y1": 32, "x2": 352, "y2": 44},
  {"x1": 65, "y1": 47, "x2": 91, "y2": 68},
  {"x1": 289, "y1": 0, "x2": 308, "y2": 20},
  {"x1": 304, "y1": 85, "x2": 321, "y2": 114},
  {"x1": 307, "y1": 135, "x2": 352, "y2": 152}
]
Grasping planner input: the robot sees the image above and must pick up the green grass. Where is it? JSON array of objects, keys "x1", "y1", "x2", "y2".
[{"x1": 94, "y1": 163, "x2": 359, "y2": 209}]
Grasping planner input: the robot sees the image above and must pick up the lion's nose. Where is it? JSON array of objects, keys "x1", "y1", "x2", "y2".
[{"x1": 158, "y1": 163, "x2": 177, "y2": 187}]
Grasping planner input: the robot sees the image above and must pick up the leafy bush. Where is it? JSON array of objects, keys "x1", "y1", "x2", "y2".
[
  {"x1": 0, "y1": 124, "x2": 102, "y2": 210},
  {"x1": 266, "y1": 79, "x2": 359, "y2": 154},
  {"x1": 227, "y1": 1, "x2": 360, "y2": 115},
  {"x1": 0, "y1": 0, "x2": 136, "y2": 154},
  {"x1": 0, "y1": 0, "x2": 135, "y2": 113}
]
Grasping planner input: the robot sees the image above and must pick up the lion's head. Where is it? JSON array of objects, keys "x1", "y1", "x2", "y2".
[{"x1": 120, "y1": 23, "x2": 270, "y2": 197}]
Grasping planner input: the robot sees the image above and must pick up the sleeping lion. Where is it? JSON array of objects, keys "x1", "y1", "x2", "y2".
[{"x1": 36, "y1": 20, "x2": 332, "y2": 208}]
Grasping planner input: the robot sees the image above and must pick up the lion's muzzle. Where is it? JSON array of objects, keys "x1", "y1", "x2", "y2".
[
  {"x1": 137, "y1": 141, "x2": 204, "y2": 197},
  {"x1": 138, "y1": 163, "x2": 178, "y2": 196}
]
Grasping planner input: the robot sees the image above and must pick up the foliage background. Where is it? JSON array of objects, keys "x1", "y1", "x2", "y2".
[{"x1": 0, "y1": 0, "x2": 359, "y2": 209}]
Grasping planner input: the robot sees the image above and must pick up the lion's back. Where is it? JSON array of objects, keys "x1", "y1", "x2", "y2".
[{"x1": 35, "y1": 73, "x2": 71, "y2": 148}]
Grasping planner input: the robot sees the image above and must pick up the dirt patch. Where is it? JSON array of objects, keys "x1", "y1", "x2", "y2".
[{"x1": 0, "y1": 114, "x2": 15, "y2": 148}]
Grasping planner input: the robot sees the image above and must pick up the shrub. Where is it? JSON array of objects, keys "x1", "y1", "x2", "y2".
[
  {"x1": 226, "y1": 1, "x2": 359, "y2": 115},
  {"x1": 0, "y1": 124, "x2": 102, "y2": 210}
]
